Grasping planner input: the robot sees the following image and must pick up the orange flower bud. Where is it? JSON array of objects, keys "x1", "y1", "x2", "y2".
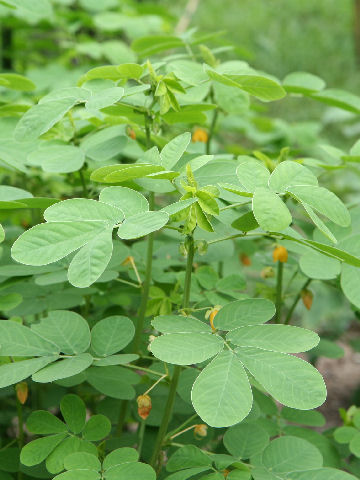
[
  {"x1": 126, "y1": 126, "x2": 136, "y2": 140},
  {"x1": 122, "y1": 255, "x2": 134, "y2": 266},
  {"x1": 261, "y1": 266, "x2": 275, "y2": 279},
  {"x1": 194, "y1": 424, "x2": 208, "y2": 438},
  {"x1": 240, "y1": 253, "x2": 251, "y2": 266},
  {"x1": 15, "y1": 382, "x2": 28, "y2": 405},
  {"x1": 205, "y1": 306, "x2": 221, "y2": 331},
  {"x1": 192, "y1": 128, "x2": 208, "y2": 143},
  {"x1": 137, "y1": 394, "x2": 152, "y2": 420},
  {"x1": 223, "y1": 470, "x2": 230, "y2": 478},
  {"x1": 273, "y1": 246, "x2": 288, "y2": 263},
  {"x1": 301, "y1": 289, "x2": 313, "y2": 310}
]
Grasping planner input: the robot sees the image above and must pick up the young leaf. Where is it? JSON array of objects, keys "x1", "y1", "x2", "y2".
[
  {"x1": 191, "y1": 350, "x2": 253, "y2": 427},
  {"x1": 28, "y1": 145, "x2": 85, "y2": 174},
  {"x1": 150, "y1": 333, "x2": 224, "y2": 365},
  {"x1": 90, "y1": 164, "x2": 164, "y2": 183},
  {"x1": 85, "y1": 87, "x2": 124, "y2": 111}
]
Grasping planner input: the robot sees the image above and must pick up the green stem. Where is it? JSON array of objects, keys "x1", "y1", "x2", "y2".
[
  {"x1": 137, "y1": 420, "x2": 146, "y2": 457},
  {"x1": 78, "y1": 168, "x2": 88, "y2": 198},
  {"x1": 206, "y1": 88, "x2": 218, "y2": 155},
  {"x1": 16, "y1": 398, "x2": 24, "y2": 480},
  {"x1": 132, "y1": 192, "x2": 155, "y2": 354},
  {"x1": 284, "y1": 278, "x2": 312, "y2": 325},
  {"x1": 150, "y1": 235, "x2": 195, "y2": 469},
  {"x1": 274, "y1": 261, "x2": 284, "y2": 324},
  {"x1": 165, "y1": 413, "x2": 198, "y2": 442},
  {"x1": 116, "y1": 400, "x2": 128, "y2": 436}
]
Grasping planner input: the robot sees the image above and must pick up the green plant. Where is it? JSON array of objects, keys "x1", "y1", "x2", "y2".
[{"x1": 1, "y1": 1, "x2": 360, "y2": 480}]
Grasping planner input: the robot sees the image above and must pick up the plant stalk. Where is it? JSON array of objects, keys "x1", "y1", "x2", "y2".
[
  {"x1": 150, "y1": 235, "x2": 195, "y2": 468},
  {"x1": 274, "y1": 261, "x2": 284, "y2": 323},
  {"x1": 284, "y1": 278, "x2": 312, "y2": 325}
]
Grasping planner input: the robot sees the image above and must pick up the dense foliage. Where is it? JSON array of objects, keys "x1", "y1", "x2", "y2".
[{"x1": 1, "y1": 1, "x2": 360, "y2": 479}]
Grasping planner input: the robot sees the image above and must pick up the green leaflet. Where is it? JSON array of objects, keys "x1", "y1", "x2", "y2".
[
  {"x1": 91, "y1": 316, "x2": 135, "y2": 356},
  {"x1": 117, "y1": 211, "x2": 169, "y2": 239},
  {"x1": 235, "y1": 347, "x2": 327, "y2": 410},
  {"x1": 282, "y1": 72, "x2": 326, "y2": 95},
  {"x1": 32, "y1": 353, "x2": 93, "y2": 383},
  {"x1": 236, "y1": 157, "x2": 270, "y2": 193},
  {"x1": 252, "y1": 187, "x2": 292, "y2": 232},
  {"x1": 0, "y1": 356, "x2": 58, "y2": 388},
  {"x1": 152, "y1": 315, "x2": 212, "y2": 334},
  {"x1": 67, "y1": 228, "x2": 113, "y2": 288},
  {"x1": 150, "y1": 332, "x2": 224, "y2": 365},
  {"x1": 99, "y1": 187, "x2": 149, "y2": 217},
  {"x1": 85, "y1": 87, "x2": 124, "y2": 110},
  {"x1": 14, "y1": 98, "x2": 78, "y2": 142},
  {"x1": 224, "y1": 423, "x2": 270, "y2": 459},
  {"x1": 206, "y1": 68, "x2": 286, "y2": 102},
  {"x1": 287, "y1": 185, "x2": 350, "y2": 227},
  {"x1": 28, "y1": 145, "x2": 85, "y2": 174},
  {"x1": 31, "y1": 310, "x2": 91, "y2": 355},
  {"x1": 268, "y1": 161, "x2": 318, "y2": 194},
  {"x1": 160, "y1": 132, "x2": 191, "y2": 170},
  {"x1": 78, "y1": 64, "x2": 143, "y2": 85},
  {"x1": 0, "y1": 321, "x2": 59, "y2": 356},
  {"x1": 191, "y1": 350, "x2": 253, "y2": 427},
  {"x1": 227, "y1": 325, "x2": 319, "y2": 353},
  {"x1": 11, "y1": 221, "x2": 107, "y2": 266},
  {"x1": 44, "y1": 199, "x2": 123, "y2": 225},
  {"x1": 213, "y1": 298, "x2": 275, "y2": 330}
]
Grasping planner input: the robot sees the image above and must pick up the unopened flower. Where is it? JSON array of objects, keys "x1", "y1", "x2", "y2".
[
  {"x1": 240, "y1": 253, "x2": 251, "y2": 266},
  {"x1": 205, "y1": 306, "x2": 221, "y2": 331},
  {"x1": 273, "y1": 245, "x2": 288, "y2": 263},
  {"x1": 137, "y1": 394, "x2": 152, "y2": 420},
  {"x1": 15, "y1": 382, "x2": 28, "y2": 405},
  {"x1": 301, "y1": 289, "x2": 313, "y2": 310},
  {"x1": 261, "y1": 266, "x2": 275, "y2": 279},
  {"x1": 194, "y1": 424, "x2": 208, "y2": 437},
  {"x1": 192, "y1": 128, "x2": 208, "y2": 143},
  {"x1": 147, "y1": 335, "x2": 156, "y2": 352},
  {"x1": 126, "y1": 126, "x2": 136, "y2": 140}
]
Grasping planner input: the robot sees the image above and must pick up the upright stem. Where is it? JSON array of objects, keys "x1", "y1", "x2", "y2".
[
  {"x1": 132, "y1": 192, "x2": 155, "y2": 354},
  {"x1": 137, "y1": 419, "x2": 146, "y2": 456},
  {"x1": 78, "y1": 168, "x2": 88, "y2": 198},
  {"x1": 274, "y1": 261, "x2": 283, "y2": 323},
  {"x1": 284, "y1": 278, "x2": 312, "y2": 325},
  {"x1": 150, "y1": 235, "x2": 195, "y2": 469},
  {"x1": 206, "y1": 88, "x2": 219, "y2": 155},
  {"x1": 16, "y1": 398, "x2": 24, "y2": 480}
]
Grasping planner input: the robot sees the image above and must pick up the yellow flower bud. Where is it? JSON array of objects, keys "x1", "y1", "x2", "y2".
[
  {"x1": 15, "y1": 382, "x2": 28, "y2": 405},
  {"x1": 273, "y1": 245, "x2": 288, "y2": 263},
  {"x1": 194, "y1": 424, "x2": 208, "y2": 437},
  {"x1": 192, "y1": 128, "x2": 208, "y2": 143}
]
